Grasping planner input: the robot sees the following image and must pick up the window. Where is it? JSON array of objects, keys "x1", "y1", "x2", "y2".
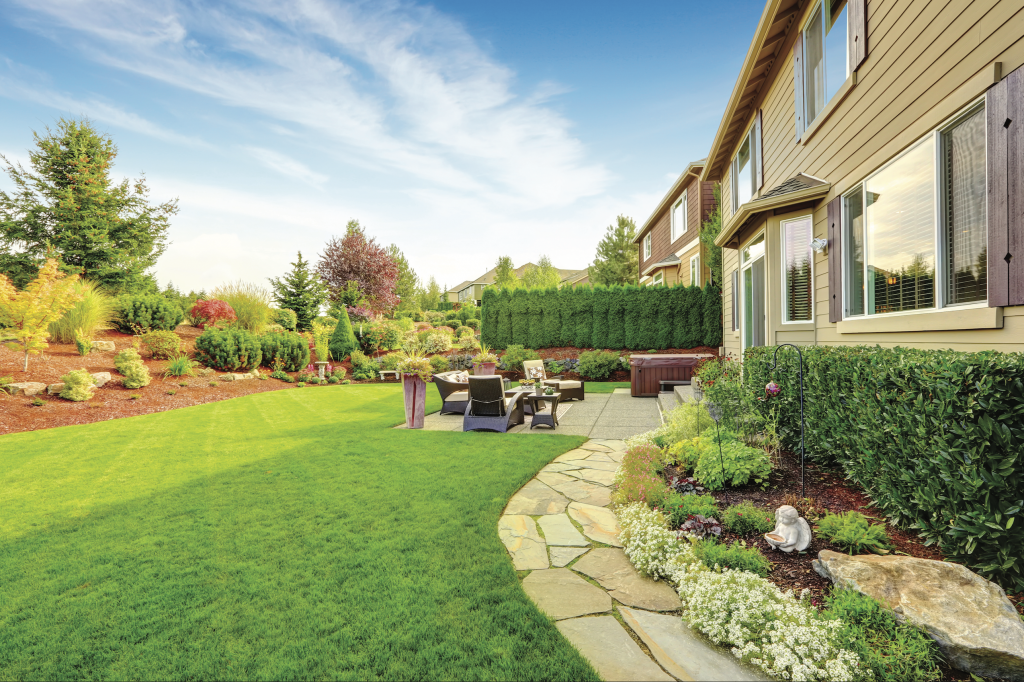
[
  {"x1": 782, "y1": 216, "x2": 813, "y2": 322},
  {"x1": 652, "y1": 272, "x2": 664, "y2": 287},
  {"x1": 731, "y1": 270, "x2": 739, "y2": 331},
  {"x1": 803, "y1": 0, "x2": 849, "y2": 126},
  {"x1": 842, "y1": 101, "x2": 986, "y2": 317},
  {"x1": 644, "y1": 233, "x2": 652, "y2": 260},
  {"x1": 731, "y1": 126, "x2": 757, "y2": 211},
  {"x1": 741, "y1": 233, "x2": 766, "y2": 349},
  {"x1": 690, "y1": 254, "x2": 700, "y2": 286},
  {"x1": 672, "y1": 194, "x2": 687, "y2": 242}
]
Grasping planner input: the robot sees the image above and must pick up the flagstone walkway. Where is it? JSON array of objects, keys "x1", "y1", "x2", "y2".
[{"x1": 499, "y1": 438, "x2": 765, "y2": 682}]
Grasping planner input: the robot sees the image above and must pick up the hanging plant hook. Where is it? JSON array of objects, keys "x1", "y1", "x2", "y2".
[{"x1": 765, "y1": 343, "x2": 807, "y2": 498}]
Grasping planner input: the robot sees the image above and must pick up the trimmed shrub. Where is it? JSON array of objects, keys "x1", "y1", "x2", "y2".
[
  {"x1": 636, "y1": 284, "x2": 658, "y2": 350},
  {"x1": 429, "y1": 355, "x2": 449, "y2": 373},
  {"x1": 541, "y1": 286, "x2": 559, "y2": 347},
  {"x1": 211, "y1": 281, "x2": 273, "y2": 333},
  {"x1": 577, "y1": 350, "x2": 620, "y2": 380},
  {"x1": 692, "y1": 539, "x2": 772, "y2": 577},
  {"x1": 116, "y1": 295, "x2": 184, "y2": 333},
  {"x1": 465, "y1": 317, "x2": 480, "y2": 331},
  {"x1": 527, "y1": 288, "x2": 544, "y2": 349},
  {"x1": 481, "y1": 287, "x2": 497, "y2": 348},
  {"x1": 194, "y1": 327, "x2": 262, "y2": 371},
  {"x1": 655, "y1": 284, "x2": 675, "y2": 350},
  {"x1": 48, "y1": 280, "x2": 116, "y2": 343},
  {"x1": 328, "y1": 309, "x2": 359, "y2": 361},
  {"x1": 260, "y1": 331, "x2": 310, "y2": 372},
  {"x1": 672, "y1": 285, "x2": 692, "y2": 349},
  {"x1": 455, "y1": 325, "x2": 473, "y2": 338},
  {"x1": 422, "y1": 332, "x2": 452, "y2": 354},
  {"x1": 495, "y1": 289, "x2": 512, "y2": 349},
  {"x1": 349, "y1": 350, "x2": 378, "y2": 380},
  {"x1": 722, "y1": 501, "x2": 775, "y2": 535},
  {"x1": 574, "y1": 286, "x2": 592, "y2": 349},
  {"x1": 559, "y1": 286, "x2": 574, "y2": 349},
  {"x1": 444, "y1": 310, "x2": 459, "y2": 322},
  {"x1": 606, "y1": 284, "x2": 625, "y2": 349},
  {"x1": 190, "y1": 299, "x2": 236, "y2": 329},
  {"x1": 139, "y1": 330, "x2": 182, "y2": 359},
  {"x1": 590, "y1": 284, "x2": 609, "y2": 350},
  {"x1": 424, "y1": 311, "x2": 445, "y2": 325},
  {"x1": 510, "y1": 289, "x2": 528, "y2": 346},
  {"x1": 273, "y1": 308, "x2": 298, "y2": 331},
  {"x1": 685, "y1": 285, "x2": 703, "y2": 348},
  {"x1": 114, "y1": 349, "x2": 151, "y2": 389},
  {"x1": 622, "y1": 284, "x2": 641, "y2": 350},
  {"x1": 59, "y1": 368, "x2": 97, "y2": 402},
  {"x1": 702, "y1": 284, "x2": 722, "y2": 347}
]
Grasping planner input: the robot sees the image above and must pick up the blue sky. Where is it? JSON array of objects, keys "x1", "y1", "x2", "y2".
[{"x1": 0, "y1": 0, "x2": 763, "y2": 294}]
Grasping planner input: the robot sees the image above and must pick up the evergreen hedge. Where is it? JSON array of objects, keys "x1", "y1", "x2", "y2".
[
  {"x1": 743, "y1": 345, "x2": 1024, "y2": 591},
  {"x1": 480, "y1": 282, "x2": 721, "y2": 351}
]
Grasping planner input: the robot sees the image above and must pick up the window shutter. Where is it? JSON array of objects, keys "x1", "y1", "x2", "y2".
[
  {"x1": 755, "y1": 109, "x2": 764, "y2": 189},
  {"x1": 793, "y1": 33, "x2": 805, "y2": 141},
  {"x1": 987, "y1": 64, "x2": 1024, "y2": 307},
  {"x1": 848, "y1": 0, "x2": 867, "y2": 73},
  {"x1": 827, "y1": 195, "x2": 843, "y2": 322},
  {"x1": 731, "y1": 269, "x2": 739, "y2": 331}
]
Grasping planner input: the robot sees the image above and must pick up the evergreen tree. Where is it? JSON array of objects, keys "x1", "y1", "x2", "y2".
[
  {"x1": 417, "y1": 276, "x2": 443, "y2": 311},
  {"x1": 655, "y1": 285, "x2": 675, "y2": 350},
  {"x1": 637, "y1": 286, "x2": 658, "y2": 350},
  {"x1": 623, "y1": 285, "x2": 642, "y2": 349},
  {"x1": 521, "y1": 255, "x2": 562, "y2": 289},
  {"x1": 591, "y1": 284, "x2": 609, "y2": 349},
  {"x1": 510, "y1": 288, "x2": 529, "y2": 346},
  {"x1": 387, "y1": 244, "x2": 420, "y2": 311},
  {"x1": 574, "y1": 286, "x2": 593, "y2": 349},
  {"x1": 480, "y1": 286, "x2": 496, "y2": 347},
  {"x1": 328, "y1": 307, "x2": 360, "y2": 361},
  {"x1": 527, "y1": 288, "x2": 545, "y2": 348},
  {"x1": 0, "y1": 118, "x2": 177, "y2": 291},
  {"x1": 589, "y1": 215, "x2": 639, "y2": 286},
  {"x1": 672, "y1": 285, "x2": 692, "y2": 349},
  {"x1": 606, "y1": 285, "x2": 625, "y2": 349},
  {"x1": 702, "y1": 284, "x2": 723, "y2": 347},
  {"x1": 685, "y1": 285, "x2": 704, "y2": 349},
  {"x1": 559, "y1": 286, "x2": 575, "y2": 347},
  {"x1": 542, "y1": 285, "x2": 561, "y2": 347},
  {"x1": 268, "y1": 251, "x2": 328, "y2": 331},
  {"x1": 495, "y1": 288, "x2": 512, "y2": 348}
]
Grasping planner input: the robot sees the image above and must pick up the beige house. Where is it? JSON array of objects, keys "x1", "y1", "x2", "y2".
[
  {"x1": 633, "y1": 160, "x2": 718, "y2": 288},
  {"x1": 446, "y1": 263, "x2": 588, "y2": 305},
  {"x1": 702, "y1": 0, "x2": 1024, "y2": 357}
]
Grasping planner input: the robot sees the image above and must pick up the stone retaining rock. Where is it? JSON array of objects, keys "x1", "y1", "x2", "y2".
[
  {"x1": 47, "y1": 383, "x2": 65, "y2": 395},
  {"x1": 813, "y1": 549, "x2": 1024, "y2": 681},
  {"x1": 92, "y1": 340, "x2": 116, "y2": 352},
  {"x1": 8, "y1": 382, "x2": 47, "y2": 396}
]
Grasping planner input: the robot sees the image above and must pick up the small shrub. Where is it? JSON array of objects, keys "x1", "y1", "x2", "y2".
[
  {"x1": 667, "y1": 475, "x2": 705, "y2": 496},
  {"x1": 327, "y1": 375, "x2": 339, "y2": 384},
  {"x1": 270, "y1": 369, "x2": 289, "y2": 381},
  {"x1": 273, "y1": 308, "x2": 298, "y2": 331},
  {"x1": 421, "y1": 332, "x2": 452, "y2": 354},
  {"x1": 444, "y1": 310, "x2": 459, "y2": 322},
  {"x1": 329, "y1": 309, "x2": 359, "y2": 361},
  {"x1": 455, "y1": 325, "x2": 473, "y2": 338},
  {"x1": 349, "y1": 350, "x2": 378, "y2": 380},
  {"x1": 679, "y1": 514, "x2": 723, "y2": 539},
  {"x1": 612, "y1": 443, "x2": 670, "y2": 507},
  {"x1": 73, "y1": 329, "x2": 93, "y2": 356},
  {"x1": 722, "y1": 501, "x2": 775, "y2": 535},
  {"x1": 457, "y1": 336, "x2": 481, "y2": 353},
  {"x1": 116, "y1": 295, "x2": 184, "y2": 333},
  {"x1": 576, "y1": 350, "x2": 620, "y2": 380},
  {"x1": 114, "y1": 349, "x2": 151, "y2": 389},
  {"x1": 194, "y1": 327, "x2": 262, "y2": 372},
  {"x1": 296, "y1": 382, "x2": 306, "y2": 388},
  {"x1": 59, "y1": 369, "x2": 97, "y2": 401},
  {"x1": 47, "y1": 280, "x2": 117, "y2": 343},
  {"x1": 465, "y1": 318, "x2": 480, "y2": 330},
  {"x1": 379, "y1": 351, "x2": 408, "y2": 372},
  {"x1": 208, "y1": 381, "x2": 217, "y2": 387},
  {"x1": 30, "y1": 397, "x2": 44, "y2": 407},
  {"x1": 211, "y1": 281, "x2": 273, "y2": 333},
  {"x1": 166, "y1": 390, "x2": 176, "y2": 395},
  {"x1": 179, "y1": 382, "x2": 188, "y2": 387},
  {"x1": 429, "y1": 355, "x2": 449, "y2": 373},
  {"x1": 412, "y1": 311, "x2": 425, "y2": 322},
  {"x1": 260, "y1": 331, "x2": 310, "y2": 372},
  {"x1": 189, "y1": 299, "x2": 237, "y2": 329},
  {"x1": 693, "y1": 539, "x2": 772, "y2": 577},
  {"x1": 332, "y1": 366, "x2": 347, "y2": 380},
  {"x1": 817, "y1": 512, "x2": 891, "y2": 555},
  {"x1": 129, "y1": 393, "x2": 141, "y2": 400},
  {"x1": 499, "y1": 344, "x2": 540, "y2": 373},
  {"x1": 139, "y1": 330, "x2": 182, "y2": 359},
  {"x1": 163, "y1": 355, "x2": 198, "y2": 378},
  {"x1": 296, "y1": 371, "x2": 313, "y2": 383},
  {"x1": 665, "y1": 493, "x2": 719, "y2": 529},
  {"x1": 342, "y1": 379, "x2": 351, "y2": 384},
  {"x1": 692, "y1": 432, "x2": 772, "y2": 491}
]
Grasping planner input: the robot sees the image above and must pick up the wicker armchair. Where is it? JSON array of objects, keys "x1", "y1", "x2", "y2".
[
  {"x1": 522, "y1": 359, "x2": 585, "y2": 402},
  {"x1": 432, "y1": 371, "x2": 470, "y2": 415},
  {"x1": 463, "y1": 376, "x2": 524, "y2": 433}
]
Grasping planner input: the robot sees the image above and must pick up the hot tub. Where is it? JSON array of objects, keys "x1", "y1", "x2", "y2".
[{"x1": 629, "y1": 354, "x2": 715, "y2": 397}]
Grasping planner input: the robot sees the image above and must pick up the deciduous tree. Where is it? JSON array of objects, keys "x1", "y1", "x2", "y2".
[
  {"x1": 387, "y1": 244, "x2": 419, "y2": 312},
  {"x1": 416, "y1": 276, "x2": 443, "y2": 311},
  {"x1": 521, "y1": 255, "x2": 561, "y2": 289},
  {"x1": 0, "y1": 258, "x2": 82, "y2": 370},
  {"x1": 317, "y1": 220, "x2": 399, "y2": 313},
  {"x1": 589, "y1": 215, "x2": 639, "y2": 286},
  {"x1": 493, "y1": 256, "x2": 520, "y2": 290},
  {"x1": 269, "y1": 251, "x2": 328, "y2": 331}
]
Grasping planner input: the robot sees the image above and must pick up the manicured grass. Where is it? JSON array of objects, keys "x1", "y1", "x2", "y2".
[{"x1": 0, "y1": 385, "x2": 597, "y2": 681}]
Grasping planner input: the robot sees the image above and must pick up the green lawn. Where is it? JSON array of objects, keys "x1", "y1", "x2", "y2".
[{"x1": 0, "y1": 385, "x2": 598, "y2": 681}]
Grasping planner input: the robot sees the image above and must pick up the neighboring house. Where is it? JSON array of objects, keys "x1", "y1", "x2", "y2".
[
  {"x1": 446, "y1": 263, "x2": 589, "y2": 305},
  {"x1": 633, "y1": 160, "x2": 718, "y2": 288},
  {"x1": 701, "y1": 0, "x2": 1024, "y2": 357}
]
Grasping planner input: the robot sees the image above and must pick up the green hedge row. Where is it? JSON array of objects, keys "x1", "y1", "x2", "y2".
[
  {"x1": 743, "y1": 345, "x2": 1024, "y2": 591},
  {"x1": 480, "y1": 283, "x2": 722, "y2": 351}
]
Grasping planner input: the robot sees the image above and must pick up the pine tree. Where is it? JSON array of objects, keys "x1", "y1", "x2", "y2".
[
  {"x1": 589, "y1": 215, "x2": 639, "y2": 286},
  {"x1": 606, "y1": 285, "x2": 624, "y2": 349},
  {"x1": 268, "y1": 251, "x2": 328, "y2": 331},
  {"x1": 328, "y1": 307, "x2": 360, "y2": 361}
]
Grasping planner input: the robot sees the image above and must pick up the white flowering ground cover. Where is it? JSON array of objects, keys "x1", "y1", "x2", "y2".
[{"x1": 617, "y1": 503, "x2": 871, "y2": 681}]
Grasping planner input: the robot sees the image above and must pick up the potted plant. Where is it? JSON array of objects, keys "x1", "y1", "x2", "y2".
[
  {"x1": 397, "y1": 354, "x2": 432, "y2": 429},
  {"x1": 473, "y1": 344, "x2": 498, "y2": 376}
]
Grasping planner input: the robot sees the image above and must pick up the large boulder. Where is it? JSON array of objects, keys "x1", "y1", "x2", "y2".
[
  {"x1": 92, "y1": 340, "x2": 116, "y2": 352},
  {"x1": 8, "y1": 382, "x2": 47, "y2": 396},
  {"x1": 91, "y1": 372, "x2": 112, "y2": 388},
  {"x1": 813, "y1": 550, "x2": 1024, "y2": 681}
]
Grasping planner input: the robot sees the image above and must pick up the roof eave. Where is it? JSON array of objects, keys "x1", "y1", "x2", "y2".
[
  {"x1": 633, "y1": 159, "x2": 708, "y2": 244},
  {"x1": 714, "y1": 183, "x2": 831, "y2": 248}
]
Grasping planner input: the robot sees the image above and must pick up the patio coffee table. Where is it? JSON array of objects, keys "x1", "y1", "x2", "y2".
[{"x1": 526, "y1": 392, "x2": 561, "y2": 429}]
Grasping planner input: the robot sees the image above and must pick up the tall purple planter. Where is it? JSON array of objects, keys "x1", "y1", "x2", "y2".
[{"x1": 403, "y1": 374, "x2": 427, "y2": 429}]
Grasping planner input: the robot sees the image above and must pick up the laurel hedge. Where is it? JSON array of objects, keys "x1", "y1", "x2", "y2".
[
  {"x1": 481, "y1": 283, "x2": 721, "y2": 351},
  {"x1": 743, "y1": 345, "x2": 1024, "y2": 591}
]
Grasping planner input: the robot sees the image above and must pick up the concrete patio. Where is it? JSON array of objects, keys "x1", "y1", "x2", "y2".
[{"x1": 412, "y1": 388, "x2": 663, "y2": 439}]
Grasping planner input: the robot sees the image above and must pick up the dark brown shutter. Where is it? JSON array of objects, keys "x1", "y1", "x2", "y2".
[
  {"x1": 849, "y1": 0, "x2": 867, "y2": 72},
  {"x1": 827, "y1": 195, "x2": 843, "y2": 322},
  {"x1": 793, "y1": 33, "x2": 805, "y2": 141},
  {"x1": 755, "y1": 109, "x2": 764, "y2": 189},
  {"x1": 988, "y1": 64, "x2": 1024, "y2": 307},
  {"x1": 731, "y1": 269, "x2": 739, "y2": 330}
]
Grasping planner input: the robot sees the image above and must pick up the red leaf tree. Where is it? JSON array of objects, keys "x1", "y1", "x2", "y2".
[
  {"x1": 190, "y1": 298, "x2": 236, "y2": 329},
  {"x1": 317, "y1": 220, "x2": 399, "y2": 314}
]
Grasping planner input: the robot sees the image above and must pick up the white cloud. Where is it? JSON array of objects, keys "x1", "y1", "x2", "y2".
[{"x1": 243, "y1": 147, "x2": 329, "y2": 187}]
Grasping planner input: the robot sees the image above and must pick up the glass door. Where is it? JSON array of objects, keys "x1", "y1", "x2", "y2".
[{"x1": 741, "y1": 233, "x2": 766, "y2": 349}]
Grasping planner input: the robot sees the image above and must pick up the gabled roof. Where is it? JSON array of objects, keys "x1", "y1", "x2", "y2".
[
  {"x1": 641, "y1": 253, "x2": 681, "y2": 277},
  {"x1": 633, "y1": 159, "x2": 706, "y2": 244},
  {"x1": 715, "y1": 173, "x2": 831, "y2": 248},
  {"x1": 450, "y1": 263, "x2": 587, "y2": 292},
  {"x1": 446, "y1": 280, "x2": 473, "y2": 294},
  {"x1": 700, "y1": 0, "x2": 803, "y2": 183}
]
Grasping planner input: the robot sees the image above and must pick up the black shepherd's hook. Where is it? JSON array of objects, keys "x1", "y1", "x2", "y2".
[{"x1": 765, "y1": 344, "x2": 807, "y2": 498}]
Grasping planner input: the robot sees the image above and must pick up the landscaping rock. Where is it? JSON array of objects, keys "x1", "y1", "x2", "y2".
[
  {"x1": 498, "y1": 515, "x2": 548, "y2": 570},
  {"x1": 573, "y1": 548, "x2": 680, "y2": 611},
  {"x1": 522, "y1": 569, "x2": 611, "y2": 620},
  {"x1": 540, "y1": 462, "x2": 582, "y2": 474},
  {"x1": 813, "y1": 550, "x2": 1024, "y2": 681},
  {"x1": 219, "y1": 374, "x2": 236, "y2": 381},
  {"x1": 504, "y1": 479, "x2": 569, "y2": 515},
  {"x1": 566, "y1": 468, "x2": 617, "y2": 486},
  {"x1": 550, "y1": 547, "x2": 589, "y2": 567},
  {"x1": 618, "y1": 606, "x2": 766, "y2": 681},
  {"x1": 47, "y1": 383, "x2": 65, "y2": 395},
  {"x1": 8, "y1": 382, "x2": 47, "y2": 396},
  {"x1": 579, "y1": 442, "x2": 613, "y2": 453},
  {"x1": 547, "y1": 479, "x2": 612, "y2": 507},
  {"x1": 91, "y1": 372, "x2": 112, "y2": 388},
  {"x1": 570, "y1": 459, "x2": 620, "y2": 472},
  {"x1": 567, "y1": 502, "x2": 622, "y2": 546},
  {"x1": 555, "y1": 616, "x2": 673, "y2": 681},
  {"x1": 553, "y1": 449, "x2": 593, "y2": 463},
  {"x1": 92, "y1": 340, "x2": 116, "y2": 352},
  {"x1": 537, "y1": 514, "x2": 589, "y2": 547},
  {"x1": 536, "y1": 471, "x2": 578, "y2": 488}
]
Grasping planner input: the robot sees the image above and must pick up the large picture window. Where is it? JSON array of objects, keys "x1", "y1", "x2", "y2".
[
  {"x1": 803, "y1": 0, "x2": 848, "y2": 126},
  {"x1": 782, "y1": 216, "x2": 813, "y2": 322},
  {"x1": 843, "y1": 101, "x2": 986, "y2": 317}
]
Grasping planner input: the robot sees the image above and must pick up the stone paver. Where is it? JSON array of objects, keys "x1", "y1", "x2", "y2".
[
  {"x1": 504, "y1": 479, "x2": 569, "y2": 515},
  {"x1": 498, "y1": 515, "x2": 548, "y2": 570},
  {"x1": 573, "y1": 548, "x2": 680, "y2": 611},
  {"x1": 619, "y1": 606, "x2": 767, "y2": 681},
  {"x1": 569, "y1": 459, "x2": 621, "y2": 472},
  {"x1": 537, "y1": 514, "x2": 590, "y2": 547},
  {"x1": 579, "y1": 442, "x2": 614, "y2": 452},
  {"x1": 566, "y1": 468, "x2": 617, "y2": 486},
  {"x1": 554, "y1": 448, "x2": 594, "y2": 462},
  {"x1": 550, "y1": 546, "x2": 589, "y2": 567},
  {"x1": 568, "y1": 501, "x2": 622, "y2": 546},
  {"x1": 522, "y1": 569, "x2": 611, "y2": 620},
  {"x1": 556, "y1": 616, "x2": 674, "y2": 682},
  {"x1": 540, "y1": 462, "x2": 583, "y2": 474},
  {"x1": 547, "y1": 478, "x2": 612, "y2": 507},
  {"x1": 536, "y1": 471, "x2": 579, "y2": 488}
]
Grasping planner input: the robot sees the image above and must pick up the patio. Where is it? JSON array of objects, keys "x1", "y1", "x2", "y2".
[{"x1": 408, "y1": 388, "x2": 663, "y2": 439}]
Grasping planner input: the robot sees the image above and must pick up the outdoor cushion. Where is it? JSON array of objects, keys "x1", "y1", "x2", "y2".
[
  {"x1": 525, "y1": 365, "x2": 545, "y2": 380},
  {"x1": 446, "y1": 390, "x2": 469, "y2": 402},
  {"x1": 545, "y1": 379, "x2": 581, "y2": 389},
  {"x1": 452, "y1": 371, "x2": 470, "y2": 383}
]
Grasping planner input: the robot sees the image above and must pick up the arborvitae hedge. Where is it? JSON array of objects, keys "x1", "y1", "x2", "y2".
[{"x1": 482, "y1": 282, "x2": 721, "y2": 350}]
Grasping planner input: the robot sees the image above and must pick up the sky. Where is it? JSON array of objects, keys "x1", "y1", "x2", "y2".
[{"x1": 0, "y1": 0, "x2": 763, "y2": 295}]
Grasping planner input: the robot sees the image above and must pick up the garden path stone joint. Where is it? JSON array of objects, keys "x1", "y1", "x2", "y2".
[
  {"x1": 814, "y1": 549, "x2": 1024, "y2": 681},
  {"x1": 498, "y1": 439, "x2": 766, "y2": 682}
]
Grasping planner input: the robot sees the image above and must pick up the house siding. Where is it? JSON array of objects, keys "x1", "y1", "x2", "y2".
[
  {"x1": 639, "y1": 172, "x2": 709, "y2": 278},
  {"x1": 718, "y1": 0, "x2": 1024, "y2": 354}
]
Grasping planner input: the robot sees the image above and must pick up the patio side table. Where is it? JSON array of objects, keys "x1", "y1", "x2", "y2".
[{"x1": 526, "y1": 392, "x2": 561, "y2": 429}]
